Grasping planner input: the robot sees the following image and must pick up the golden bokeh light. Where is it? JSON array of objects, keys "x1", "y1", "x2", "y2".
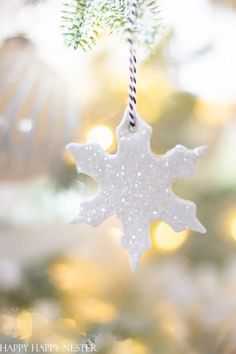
[
  {"x1": 48, "y1": 259, "x2": 106, "y2": 296},
  {"x1": 75, "y1": 299, "x2": 117, "y2": 324},
  {"x1": 221, "y1": 209, "x2": 236, "y2": 242},
  {"x1": 62, "y1": 149, "x2": 76, "y2": 166},
  {"x1": 230, "y1": 218, "x2": 236, "y2": 241},
  {"x1": 86, "y1": 125, "x2": 114, "y2": 150},
  {"x1": 110, "y1": 338, "x2": 148, "y2": 354},
  {"x1": 0, "y1": 311, "x2": 32, "y2": 340},
  {"x1": 152, "y1": 222, "x2": 189, "y2": 252},
  {"x1": 48, "y1": 262, "x2": 79, "y2": 291},
  {"x1": 61, "y1": 318, "x2": 77, "y2": 328},
  {"x1": 17, "y1": 311, "x2": 32, "y2": 340}
]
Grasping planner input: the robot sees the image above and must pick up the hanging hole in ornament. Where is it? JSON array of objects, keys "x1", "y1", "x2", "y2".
[{"x1": 129, "y1": 122, "x2": 137, "y2": 133}]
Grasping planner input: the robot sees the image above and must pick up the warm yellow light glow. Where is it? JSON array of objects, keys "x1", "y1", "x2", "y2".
[
  {"x1": 48, "y1": 260, "x2": 104, "y2": 295},
  {"x1": 152, "y1": 222, "x2": 189, "y2": 252},
  {"x1": 62, "y1": 318, "x2": 76, "y2": 328},
  {"x1": 109, "y1": 227, "x2": 123, "y2": 241},
  {"x1": 75, "y1": 299, "x2": 117, "y2": 323},
  {"x1": 222, "y1": 209, "x2": 236, "y2": 242},
  {"x1": 86, "y1": 125, "x2": 114, "y2": 150},
  {"x1": 231, "y1": 218, "x2": 236, "y2": 240},
  {"x1": 62, "y1": 149, "x2": 76, "y2": 165},
  {"x1": 49, "y1": 263, "x2": 78, "y2": 291},
  {"x1": 17, "y1": 311, "x2": 32, "y2": 340},
  {"x1": 121, "y1": 339, "x2": 148, "y2": 354}
]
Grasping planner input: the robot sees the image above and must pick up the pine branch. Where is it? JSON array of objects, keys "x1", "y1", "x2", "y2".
[
  {"x1": 62, "y1": 0, "x2": 163, "y2": 52},
  {"x1": 62, "y1": 1, "x2": 100, "y2": 50}
]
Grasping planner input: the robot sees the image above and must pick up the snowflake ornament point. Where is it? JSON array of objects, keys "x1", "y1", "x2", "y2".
[
  {"x1": 67, "y1": 108, "x2": 207, "y2": 270},
  {"x1": 68, "y1": 215, "x2": 80, "y2": 225},
  {"x1": 129, "y1": 254, "x2": 140, "y2": 273}
]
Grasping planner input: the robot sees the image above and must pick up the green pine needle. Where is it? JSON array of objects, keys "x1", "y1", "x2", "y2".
[{"x1": 62, "y1": 0, "x2": 163, "y2": 52}]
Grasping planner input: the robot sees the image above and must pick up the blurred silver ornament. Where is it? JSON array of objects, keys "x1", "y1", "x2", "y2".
[
  {"x1": 67, "y1": 108, "x2": 207, "y2": 271},
  {"x1": 0, "y1": 36, "x2": 80, "y2": 181}
]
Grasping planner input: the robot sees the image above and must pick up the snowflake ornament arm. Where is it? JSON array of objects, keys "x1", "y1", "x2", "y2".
[
  {"x1": 149, "y1": 145, "x2": 207, "y2": 234},
  {"x1": 67, "y1": 143, "x2": 108, "y2": 178},
  {"x1": 67, "y1": 108, "x2": 207, "y2": 271},
  {"x1": 164, "y1": 144, "x2": 208, "y2": 181},
  {"x1": 67, "y1": 142, "x2": 115, "y2": 225},
  {"x1": 68, "y1": 194, "x2": 113, "y2": 226}
]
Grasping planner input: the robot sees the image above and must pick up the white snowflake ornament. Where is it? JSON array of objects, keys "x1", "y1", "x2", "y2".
[{"x1": 67, "y1": 108, "x2": 207, "y2": 271}]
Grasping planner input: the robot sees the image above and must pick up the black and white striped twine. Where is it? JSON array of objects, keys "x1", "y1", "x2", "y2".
[{"x1": 127, "y1": 0, "x2": 138, "y2": 129}]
